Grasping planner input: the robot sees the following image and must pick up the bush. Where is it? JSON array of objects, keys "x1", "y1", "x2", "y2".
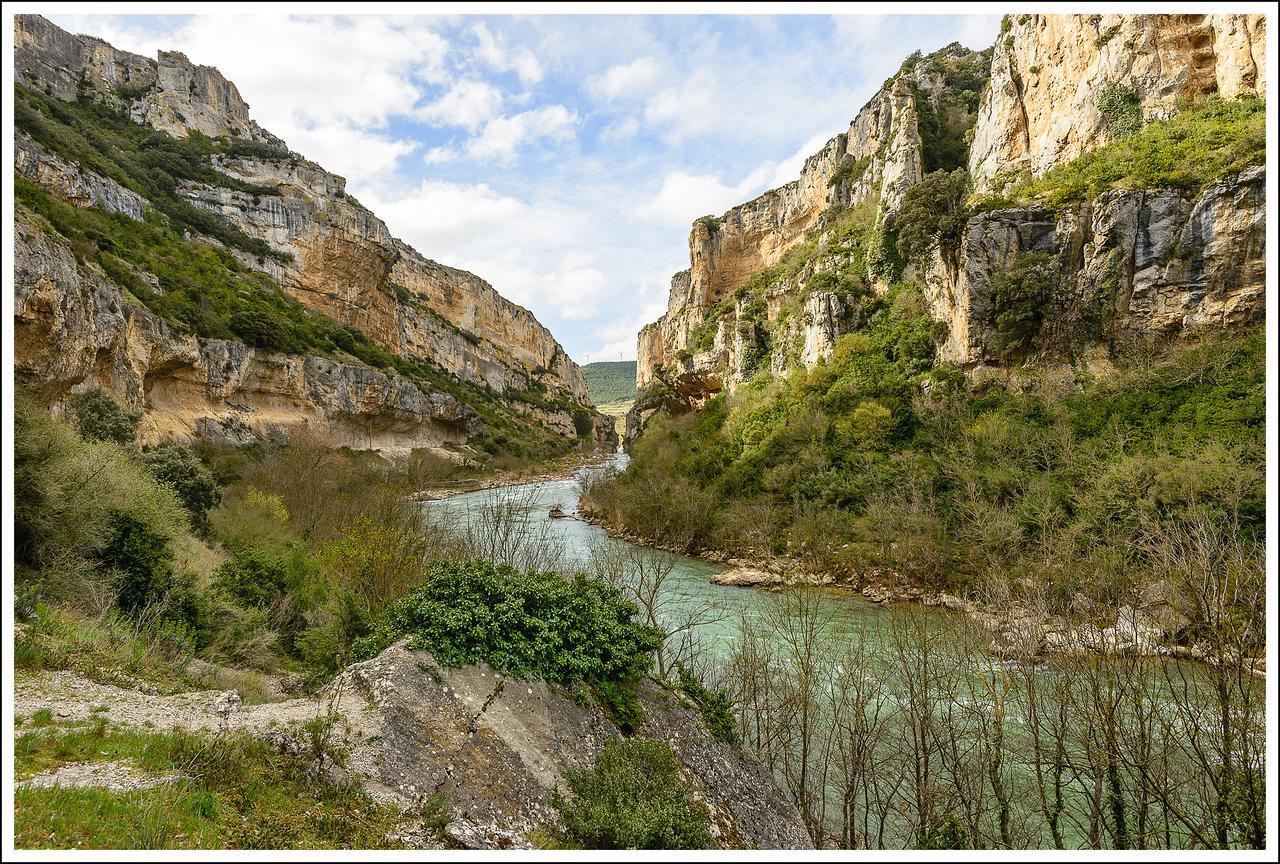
[
  {"x1": 1006, "y1": 95, "x2": 1265, "y2": 209},
  {"x1": 594, "y1": 680, "x2": 646, "y2": 735},
  {"x1": 352, "y1": 559, "x2": 664, "y2": 685},
  {"x1": 552, "y1": 738, "x2": 712, "y2": 849},
  {"x1": 69, "y1": 389, "x2": 140, "y2": 445},
  {"x1": 217, "y1": 549, "x2": 289, "y2": 609},
  {"x1": 141, "y1": 446, "x2": 222, "y2": 528},
  {"x1": 989, "y1": 252, "x2": 1056, "y2": 360},
  {"x1": 893, "y1": 168, "x2": 971, "y2": 265},
  {"x1": 674, "y1": 665, "x2": 738, "y2": 745},
  {"x1": 102, "y1": 511, "x2": 174, "y2": 615}
]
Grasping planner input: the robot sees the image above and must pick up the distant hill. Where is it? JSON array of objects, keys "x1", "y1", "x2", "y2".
[{"x1": 581, "y1": 361, "x2": 637, "y2": 404}]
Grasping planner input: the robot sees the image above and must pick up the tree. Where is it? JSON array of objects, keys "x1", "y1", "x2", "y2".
[
  {"x1": 69, "y1": 388, "x2": 140, "y2": 444},
  {"x1": 141, "y1": 445, "x2": 222, "y2": 528},
  {"x1": 893, "y1": 169, "x2": 971, "y2": 265}
]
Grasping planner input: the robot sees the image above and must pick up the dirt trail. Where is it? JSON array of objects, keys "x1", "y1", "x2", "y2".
[{"x1": 14, "y1": 669, "x2": 328, "y2": 736}]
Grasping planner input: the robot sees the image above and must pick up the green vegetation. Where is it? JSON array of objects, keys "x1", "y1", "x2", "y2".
[
  {"x1": 1000, "y1": 95, "x2": 1265, "y2": 210},
  {"x1": 674, "y1": 665, "x2": 738, "y2": 745},
  {"x1": 354, "y1": 559, "x2": 664, "y2": 685},
  {"x1": 549, "y1": 738, "x2": 712, "y2": 849},
  {"x1": 989, "y1": 251, "x2": 1056, "y2": 360},
  {"x1": 905, "y1": 45, "x2": 991, "y2": 174},
  {"x1": 69, "y1": 388, "x2": 140, "y2": 444},
  {"x1": 14, "y1": 720, "x2": 402, "y2": 849},
  {"x1": 893, "y1": 168, "x2": 971, "y2": 265},
  {"x1": 14, "y1": 82, "x2": 290, "y2": 262},
  {"x1": 581, "y1": 360, "x2": 637, "y2": 403},
  {"x1": 587, "y1": 283, "x2": 1265, "y2": 606},
  {"x1": 1097, "y1": 84, "x2": 1143, "y2": 140},
  {"x1": 827, "y1": 155, "x2": 870, "y2": 189}
]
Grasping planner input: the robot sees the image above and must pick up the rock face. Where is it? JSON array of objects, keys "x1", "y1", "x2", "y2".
[
  {"x1": 926, "y1": 167, "x2": 1266, "y2": 367},
  {"x1": 970, "y1": 13, "x2": 1267, "y2": 188},
  {"x1": 635, "y1": 14, "x2": 1267, "y2": 405},
  {"x1": 15, "y1": 132, "x2": 145, "y2": 219},
  {"x1": 13, "y1": 14, "x2": 597, "y2": 450},
  {"x1": 15, "y1": 213, "x2": 477, "y2": 450},
  {"x1": 637, "y1": 43, "x2": 985, "y2": 389},
  {"x1": 331, "y1": 644, "x2": 813, "y2": 849}
]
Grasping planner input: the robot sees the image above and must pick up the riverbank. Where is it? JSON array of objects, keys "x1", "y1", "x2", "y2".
[
  {"x1": 576, "y1": 505, "x2": 1266, "y2": 677},
  {"x1": 412, "y1": 448, "x2": 619, "y2": 502}
]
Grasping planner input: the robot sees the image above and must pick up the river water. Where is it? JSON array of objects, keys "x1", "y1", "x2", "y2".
[{"x1": 422, "y1": 452, "x2": 896, "y2": 658}]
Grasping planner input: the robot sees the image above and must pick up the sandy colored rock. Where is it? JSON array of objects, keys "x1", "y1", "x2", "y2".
[{"x1": 970, "y1": 14, "x2": 1266, "y2": 189}]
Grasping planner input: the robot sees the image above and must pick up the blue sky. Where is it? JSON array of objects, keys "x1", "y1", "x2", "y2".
[{"x1": 49, "y1": 12, "x2": 1000, "y2": 364}]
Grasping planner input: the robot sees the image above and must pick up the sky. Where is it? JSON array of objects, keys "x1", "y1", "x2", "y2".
[{"x1": 48, "y1": 11, "x2": 1000, "y2": 365}]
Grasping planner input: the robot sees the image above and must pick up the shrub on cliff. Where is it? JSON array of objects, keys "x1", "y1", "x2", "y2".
[
  {"x1": 69, "y1": 389, "x2": 140, "y2": 445},
  {"x1": 893, "y1": 168, "x2": 971, "y2": 265},
  {"x1": 551, "y1": 738, "x2": 713, "y2": 849},
  {"x1": 352, "y1": 559, "x2": 664, "y2": 685}
]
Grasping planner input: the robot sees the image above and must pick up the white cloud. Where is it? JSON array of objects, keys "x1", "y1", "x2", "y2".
[
  {"x1": 416, "y1": 80, "x2": 504, "y2": 131},
  {"x1": 586, "y1": 56, "x2": 663, "y2": 102},
  {"x1": 466, "y1": 105, "x2": 577, "y2": 164},
  {"x1": 471, "y1": 22, "x2": 543, "y2": 84},
  {"x1": 638, "y1": 162, "x2": 777, "y2": 227},
  {"x1": 599, "y1": 116, "x2": 641, "y2": 142},
  {"x1": 423, "y1": 145, "x2": 459, "y2": 165},
  {"x1": 643, "y1": 68, "x2": 722, "y2": 141}
]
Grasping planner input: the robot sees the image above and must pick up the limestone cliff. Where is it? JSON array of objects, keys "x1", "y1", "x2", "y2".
[
  {"x1": 970, "y1": 13, "x2": 1267, "y2": 188},
  {"x1": 634, "y1": 14, "x2": 1266, "y2": 427},
  {"x1": 927, "y1": 167, "x2": 1266, "y2": 368},
  {"x1": 15, "y1": 213, "x2": 477, "y2": 450},
  {"x1": 637, "y1": 42, "x2": 988, "y2": 390},
  {"x1": 13, "y1": 14, "x2": 603, "y2": 453}
]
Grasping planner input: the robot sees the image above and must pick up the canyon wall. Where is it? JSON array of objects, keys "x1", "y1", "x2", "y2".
[
  {"x1": 635, "y1": 14, "x2": 1266, "y2": 409},
  {"x1": 970, "y1": 13, "x2": 1267, "y2": 188},
  {"x1": 13, "y1": 14, "x2": 598, "y2": 452},
  {"x1": 15, "y1": 214, "x2": 477, "y2": 450},
  {"x1": 636, "y1": 43, "x2": 984, "y2": 389}
]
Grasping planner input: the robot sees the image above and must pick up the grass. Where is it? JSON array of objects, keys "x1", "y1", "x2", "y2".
[
  {"x1": 15, "y1": 605, "x2": 197, "y2": 695},
  {"x1": 997, "y1": 95, "x2": 1265, "y2": 210},
  {"x1": 14, "y1": 720, "x2": 405, "y2": 850}
]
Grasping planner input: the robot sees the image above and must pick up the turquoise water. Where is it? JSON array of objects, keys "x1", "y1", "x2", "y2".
[{"x1": 422, "y1": 453, "x2": 891, "y2": 658}]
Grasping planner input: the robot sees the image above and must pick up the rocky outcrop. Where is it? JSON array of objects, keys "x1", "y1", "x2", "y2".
[
  {"x1": 637, "y1": 43, "x2": 986, "y2": 388},
  {"x1": 336, "y1": 644, "x2": 813, "y2": 849},
  {"x1": 636, "y1": 14, "x2": 1267, "y2": 408},
  {"x1": 926, "y1": 166, "x2": 1266, "y2": 367},
  {"x1": 15, "y1": 131, "x2": 145, "y2": 219},
  {"x1": 14, "y1": 645, "x2": 814, "y2": 849},
  {"x1": 970, "y1": 13, "x2": 1267, "y2": 188},
  {"x1": 14, "y1": 213, "x2": 477, "y2": 451},
  {"x1": 14, "y1": 14, "x2": 595, "y2": 451}
]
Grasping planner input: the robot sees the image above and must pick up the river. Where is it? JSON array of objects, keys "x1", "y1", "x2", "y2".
[{"x1": 422, "y1": 451, "x2": 898, "y2": 659}]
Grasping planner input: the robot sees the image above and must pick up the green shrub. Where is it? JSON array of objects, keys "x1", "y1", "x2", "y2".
[
  {"x1": 102, "y1": 511, "x2": 175, "y2": 615},
  {"x1": 217, "y1": 549, "x2": 289, "y2": 609},
  {"x1": 594, "y1": 680, "x2": 646, "y2": 735},
  {"x1": 353, "y1": 560, "x2": 664, "y2": 685},
  {"x1": 674, "y1": 665, "x2": 738, "y2": 745},
  {"x1": 1097, "y1": 84, "x2": 1143, "y2": 140},
  {"x1": 893, "y1": 168, "x2": 971, "y2": 264},
  {"x1": 1006, "y1": 95, "x2": 1265, "y2": 209},
  {"x1": 141, "y1": 446, "x2": 222, "y2": 528},
  {"x1": 552, "y1": 738, "x2": 712, "y2": 850},
  {"x1": 989, "y1": 251, "x2": 1056, "y2": 360},
  {"x1": 69, "y1": 389, "x2": 139, "y2": 445}
]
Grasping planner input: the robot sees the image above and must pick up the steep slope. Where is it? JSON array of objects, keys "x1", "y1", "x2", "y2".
[
  {"x1": 13, "y1": 14, "x2": 611, "y2": 454},
  {"x1": 637, "y1": 42, "x2": 989, "y2": 391},
  {"x1": 633, "y1": 14, "x2": 1265, "y2": 421},
  {"x1": 970, "y1": 13, "x2": 1267, "y2": 188}
]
